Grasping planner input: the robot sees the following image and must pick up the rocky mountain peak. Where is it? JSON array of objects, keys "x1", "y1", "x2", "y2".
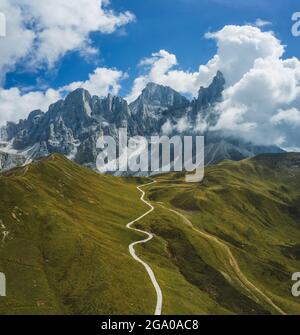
[
  {"x1": 130, "y1": 82, "x2": 189, "y2": 115},
  {"x1": 59, "y1": 87, "x2": 94, "y2": 127},
  {"x1": 27, "y1": 110, "x2": 44, "y2": 125},
  {"x1": 196, "y1": 71, "x2": 225, "y2": 108},
  {"x1": 65, "y1": 87, "x2": 91, "y2": 104},
  {"x1": 91, "y1": 93, "x2": 131, "y2": 125}
]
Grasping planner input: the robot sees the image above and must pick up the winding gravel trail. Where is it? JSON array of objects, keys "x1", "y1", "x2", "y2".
[
  {"x1": 127, "y1": 179, "x2": 285, "y2": 315},
  {"x1": 126, "y1": 181, "x2": 163, "y2": 315}
]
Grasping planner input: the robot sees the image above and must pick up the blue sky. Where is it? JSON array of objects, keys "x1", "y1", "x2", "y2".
[{"x1": 4, "y1": 0, "x2": 300, "y2": 96}]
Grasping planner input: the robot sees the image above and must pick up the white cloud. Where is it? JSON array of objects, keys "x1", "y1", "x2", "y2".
[
  {"x1": 205, "y1": 25, "x2": 284, "y2": 86},
  {"x1": 271, "y1": 108, "x2": 300, "y2": 126},
  {"x1": 209, "y1": 27, "x2": 300, "y2": 147},
  {"x1": 126, "y1": 25, "x2": 284, "y2": 103},
  {"x1": 161, "y1": 120, "x2": 173, "y2": 135},
  {"x1": 254, "y1": 18, "x2": 272, "y2": 28},
  {"x1": 0, "y1": 87, "x2": 61, "y2": 125},
  {"x1": 176, "y1": 117, "x2": 190, "y2": 132},
  {"x1": 0, "y1": 0, "x2": 134, "y2": 81},
  {"x1": 62, "y1": 67, "x2": 126, "y2": 97}
]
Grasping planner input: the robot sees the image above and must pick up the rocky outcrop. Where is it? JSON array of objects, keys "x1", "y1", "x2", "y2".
[{"x1": 0, "y1": 151, "x2": 26, "y2": 172}]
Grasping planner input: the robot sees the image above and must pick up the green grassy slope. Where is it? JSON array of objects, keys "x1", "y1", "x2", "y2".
[
  {"x1": 140, "y1": 153, "x2": 300, "y2": 314},
  {"x1": 0, "y1": 153, "x2": 299, "y2": 315},
  {"x1": 0, "y1": 155, "x2": 156, "y2": 315}
]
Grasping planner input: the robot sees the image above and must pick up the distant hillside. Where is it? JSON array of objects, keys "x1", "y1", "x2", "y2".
[{"x1": 143, "y1": 152, "x2": 300, "y2": 314}]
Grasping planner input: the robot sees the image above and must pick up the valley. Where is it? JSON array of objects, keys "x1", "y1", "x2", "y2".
[{"x1": 0, "y1": 153, "x2": 300, "y2": 315}]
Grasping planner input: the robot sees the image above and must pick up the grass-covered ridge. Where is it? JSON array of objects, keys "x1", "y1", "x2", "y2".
[
  {"x1": 142, "y1": 153, "x2": 300, "y2": 314},
  {"x1": 0, "y1": 155, "x2": 155, "y2": 314}
]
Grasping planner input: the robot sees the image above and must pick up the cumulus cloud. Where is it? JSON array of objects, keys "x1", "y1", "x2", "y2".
[
  {"x1": 271, "y1": 108, "x2": 300, "y2": 126},
  {"x1": 127, "y1": 25, "x2": 284, "y2": 102},
  {"x1": 204, "y1": 25, "x2": 285, "y2": 86},
  {"x1": 0, "y1": 0, "x2": 134, "y2": 81},
  {"x1": 210, "y1": 27, "x2": 300, "y2": 148},
  {"x1": 0, "y1": 67, "x2": 126, "y2": 125},
  {"x1": 0, "y1": 87, "x2": 61, "y2": 125},
  {"x1": 61, "y1": 67, "x2": 126, "y2": 96}
]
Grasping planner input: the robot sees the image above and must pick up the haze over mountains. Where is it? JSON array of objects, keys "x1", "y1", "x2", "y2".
[{"x1": 0, "y1": 72, "x2": 283, "y2": 172}]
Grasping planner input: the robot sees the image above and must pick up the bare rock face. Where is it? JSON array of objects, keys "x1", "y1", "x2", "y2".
[
  {"x1": 0, "y1": 71, "x2": 284, "y2": 172},
  {"x1": 0, "y1": 151, "x2": 26, "y2": 172}
]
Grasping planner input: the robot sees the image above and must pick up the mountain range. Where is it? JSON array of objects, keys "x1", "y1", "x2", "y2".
[{"x1": 0, "y1": 72, "x2": 283, "y2": 172}]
